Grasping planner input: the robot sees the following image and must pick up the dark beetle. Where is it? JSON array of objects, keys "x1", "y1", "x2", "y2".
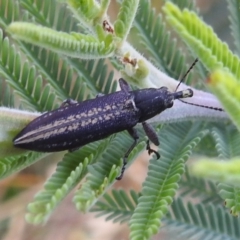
[{"x1": 13, "y1": 78, "x2": 193, "y2": 179}]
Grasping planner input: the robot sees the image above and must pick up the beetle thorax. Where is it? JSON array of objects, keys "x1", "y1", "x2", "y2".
[{"x1": 132, "y1": 87, "x2": 174, "y2": 122}]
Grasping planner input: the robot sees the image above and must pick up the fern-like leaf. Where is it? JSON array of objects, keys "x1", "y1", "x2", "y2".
[
  {"x1": 218, "y1": 183, "x2": 240, "y2": 217},
  {"x1": 227, "y1": 0, "x2": 240, "y2": 56},
  {"x1": 211, "y1": 126, "x2": 240, "y2": 159},
  {"x1": 0, "y1": 30, "x2": 57, "y2": 111},
  {"x1": 163, "y1": 2, "x2": 240, "y2": 80},
  {"x1": 208, "y1": 69, "x2": 240, "y2": 131},
  {"x1": 190, "y1": 124, "x2": 240, "y2": 216},
  {"x1": 5, "y1": 0, "x2": 117, "y2": 101},
  {"x1": 0, "y1": 151, "x2": 46, "y2": 179},
  {"x1": 165, "y1": 0, "x2": 197, "y2": 11},
  {"x1": 164, "y1": 197, "x2": 240, "y2": 239},
  {"x1": 0, "y1": 81, "x2": 14, "y2": 107},
  {"x1": 91, "y1": 189, "x2": 138, "y2": 223},
  {"x1": 134, "y1": 0, "x2": 192, "y2": 81},
  {"x1": 114, "y1": 0, "x2": 139, "y2": 41},
  {"x1": 73, "y1": 132, "x2": 146, "y2": 212},
  {"x1": 20, "y1": 0, "x2": 99, "y2": 98},
  {"x1": 26, "y1": 151, "x2": 94, "y2": 224},
  {"x1": 8, "y1": 22, "x2": 114, "y2": 59},
  {"x1": 20, "y1": 0, "x2": 86, "y2": 34},
  {"x1": 0, "y1": 0, "x2": 20, "y2": 27},
  {"x1": 67, "y1": 0, "x2": 100, "y2": 27},
  {"x1": 129, "y1": 122, "x2": 208, "y2": 240},
  {"x1": 179, "y1": 168, "x2": 222, "y2": 205}
]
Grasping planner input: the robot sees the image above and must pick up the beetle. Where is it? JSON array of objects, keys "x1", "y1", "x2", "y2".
[
  {"x1": 13, "y1": 57, "x2": 200, "y2": 179},
  {"x1": 13, "y1": 77, "x2": 193, "y2": 179}
]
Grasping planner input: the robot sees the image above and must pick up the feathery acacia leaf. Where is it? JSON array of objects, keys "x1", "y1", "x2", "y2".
[
  {"x1": 211, "y1": 126, "x2": 240, "y2": 159},
  {"x1": 208, "y1": 69, "x2": 240, "y2": 131},
  {"x1": 134, "y1": 0, "x2": 190, "y2": 80},
  {"x1": 67, "y1": 0, "x2": 100, "y2": 26},
  {"x1": 0, "y1": 151, "x2": 46, "y2": 179},
  {"x1": 227, "y1": 0, "x2": 240, "y2": 56},
  {"x1": 165, "y1": 197, "x2": 240, "y2": 239},
  {"x1": 129, "y1": 122, "x2": 208, "y2": 240},
  {"x1": 191, "y1": 125, "x2": 240, "y2": 217},
  {"x1": 163, "y1": 2, "x2": 240, "y2": 80},
  {"x1": 165, "y1": 0, "x2": 197, "y2": 11},
  {"x1": 0, "y1": 82, "x2": 14, "y2": 107},
  {"x1": 8, "y1": 22, "x2": 115, "y2": 59},
  {"x1": 0, "y1": 0, "x2": 20, "y2": 27},
  {"x1": 91, "y1": 189, "x2": 138, "y2": 223},
  {"x1": 114, "y1": 0, "x2": 139, "y2": 41},
  {"x1": 0, "y1": 30, "x2": 57, "y2": 111},
  {"x1": 73, "y1": 133, "x2": 146, "y2": 212},
  {"x1": 26, "y1": 152, "x2": 93, "y2": 224},
  {"x1": 179, "y1": 168, "x2": 222, "y2": 205},
  {"x1": 20, "y1": 0, "x2": 85, "y2": 35},
  {"x1": 218, "y1": 183, "x2": 240, "y2": 217},
  {"x1": 6, "y1": 1, "x2": 117, "y2": 99}
]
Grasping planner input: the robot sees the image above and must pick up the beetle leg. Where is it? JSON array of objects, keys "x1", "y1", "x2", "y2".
[
  {"x1": 119, "y1": 78, "x2": 132, "y2": 94},
  {"x1": 61, "y1": 99, "x2": 78, "y2": 107},
  {"x1": 142, "y1": 122, "x2": 160, "y2": 159},
  {"x1": 116, "y1": 128, "x2": 139, "y2": 180},
  {"x1": 146, "y1": 140, "x2": 160, "y2": 159},
  {"x1": 142, "y1": 122, "x2": 159, "y2": 146}
]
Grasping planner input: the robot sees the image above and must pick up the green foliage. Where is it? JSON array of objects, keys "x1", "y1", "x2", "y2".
[
  {"x1": 26, "y1": 152, "x2": 93, "y2": 224},
  {"x1": 208, "y1": 69, "x2": 240, "y2": 131},
  {"x1": 179, "y1": 168, "x2": 222, "y2": 205},
  {"x1": 218, "y1": 183, "x2": 240, "y2": 217},
  {"x1": 164, "y1": 2, "x2": 240, "y2": 80},
  {"x1": 91, "y1": 189, "x2": 138, "y2": 223},
  {"x1": 0, "y1": 29, "x2": 55, "y2": 111},
  {"x1": 191, "y1": 125, "x2": 240, "y2": 215},
  {"x1": 213, "y1": 125, "x2": 240, "y2": 216},
  {"x1": 114, "y1": 0, "x2": 139, "y2": 40},
  {"x1": 165, "y1": 197, "x2": 240, "y2": 239},
  {"x1": 134, "y1": 0, "x2": 190, "y2": 80},
  {"x1": 129, "y1": 122, "x2": 207, "y2": 239},
  {"x1": 67, "y1": 0, "x2": 100, "y2": 24},
  {"x1": 0, "y1": 0, "x2": 240, "y2": 239},
  {"x1": 0, "y1": 82, "x2": 14, "y2": 107},
  {"x1": 73, "y1": 133, "x2": 146, "y2": 212},
  {"x1": 0, "y1": 151, "x2": 47, "y2": 179},
  {"x1": 212, "y1": 126, "x2": 240, "y2": 159},
  {"x1": 162, "y1": 1, "x2": 240, "y2": 231},
  {"x1": 8, "y1": 22, "x2": 115, "y2": 58},
  {"x1": 228, "y1": 0, "x2": 240, "y2": 56}
]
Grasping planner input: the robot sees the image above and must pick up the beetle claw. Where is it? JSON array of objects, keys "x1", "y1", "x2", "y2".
[{"x1": 146, "y1": 140, "x2": 160, "y2": 159}]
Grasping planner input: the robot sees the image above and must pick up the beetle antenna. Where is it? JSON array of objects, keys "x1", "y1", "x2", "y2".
[
  {"x1": 174, "y1": 58, "x2": 224, "y2": 112},
  {"x1": 178, "y1": 99, "x2": 224, "y2": 111},
  {"x1": 175, "y1": 58, "x2": 199, "y2": 92}
]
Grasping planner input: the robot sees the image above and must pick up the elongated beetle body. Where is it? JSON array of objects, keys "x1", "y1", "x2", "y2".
[{"x1": 13, "y1": 78, "x2": 193, "y2": 179}]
